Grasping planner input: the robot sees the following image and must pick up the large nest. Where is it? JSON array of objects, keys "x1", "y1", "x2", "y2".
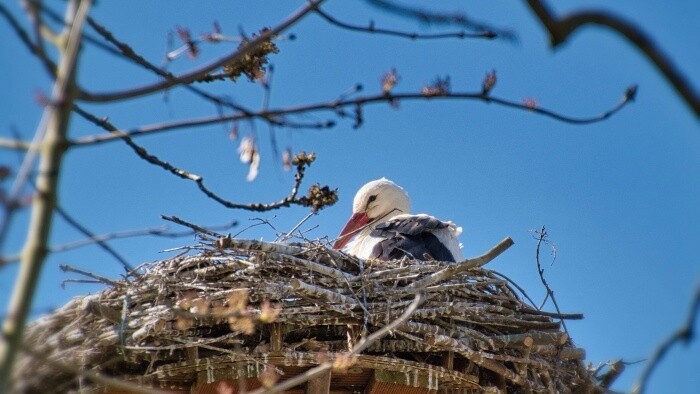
[{"x1": 13, "y1": 237, "x2": 605, "y2": 393}]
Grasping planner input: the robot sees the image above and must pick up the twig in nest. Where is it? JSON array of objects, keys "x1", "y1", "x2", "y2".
[
  {"x1": 59, "y1": 264, "x2": 120, "y2": 287},
  {"x1": 160, "y1": 215, "x2": 223, "y2": 238}
]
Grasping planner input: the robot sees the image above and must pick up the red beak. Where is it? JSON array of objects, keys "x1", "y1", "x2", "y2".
[{"x1": 333, "y1": 212, "x2": 370, "y2": 249}]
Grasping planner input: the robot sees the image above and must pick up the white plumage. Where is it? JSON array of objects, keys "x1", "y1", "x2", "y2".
[{"x1": 333, "y1": 178, "x2": 463, "y2": 262}]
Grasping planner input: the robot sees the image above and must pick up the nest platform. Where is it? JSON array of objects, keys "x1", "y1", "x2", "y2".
[{"x1": 13, "y1": 237, "x2": 605, "y2": 393}]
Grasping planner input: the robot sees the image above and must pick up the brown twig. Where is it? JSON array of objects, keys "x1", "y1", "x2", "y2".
[
  {"x1": 525, "y1": 0, "x2": 699, "y2": 117},
  {"x1": 315, "y1": 5, "x2": 496, "y2": 40},
  {"x1": 248, "y1": 292, "x2": 424, "y2": 394},
  {"x1": 632, "y1": 285, "x2": 700, "y2": 394}
]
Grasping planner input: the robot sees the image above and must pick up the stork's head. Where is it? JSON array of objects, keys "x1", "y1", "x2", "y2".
[{"x1": 333, "y1": 178, "x2": 410, "y2": 249}]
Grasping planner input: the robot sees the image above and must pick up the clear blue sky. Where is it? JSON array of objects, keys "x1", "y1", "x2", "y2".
[{"x1": 1, "y1": 1, "x2": 698, "y2": 392}]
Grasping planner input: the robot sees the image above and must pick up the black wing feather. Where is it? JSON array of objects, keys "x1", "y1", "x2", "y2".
[{"x1": 369, "y1": 216, "x2": 456, "y2": 262}]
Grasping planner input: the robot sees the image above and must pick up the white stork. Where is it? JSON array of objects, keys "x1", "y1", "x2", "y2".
[{"x1": 333, "y1": 178, "x2": 463, "y2": 262}]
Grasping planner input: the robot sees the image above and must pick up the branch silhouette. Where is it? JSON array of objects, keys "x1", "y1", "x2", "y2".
[{"x1": 525, "y1": 0, "x2": 699, "y2": 118}]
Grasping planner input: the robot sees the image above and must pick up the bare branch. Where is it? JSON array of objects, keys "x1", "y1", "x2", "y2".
[
  {"x1": 0, "y1": 3, "x2": 56, "y2": 78},
  {"x1": 632, "y1": 285, "x2": 700, "y2": 394},
  {"x1": 315, "y1": 6, "x2": 496, "y2": 40},
  {"x1": 248, "y1": 292, "x2": 424, "y2": 394},
  {"x1": 53, "y1": 205, "x2": 133, "y2": 272},
  {"x1": 365, "y1": 0, "x2": 515, "y2": 40},
  {"x1": 69, "y1": 86, "x2": 635, "y2": 148},
  {"x1": 525, "y1": 0, "x2": 699, "y2": 117},
  {"x1": 83, "y1": 15, "x2": 257, "y2": 114},
  {"x1": 76, "y1": 0, "x2": 326, "y2": 103},
  {"x1": 73, "y1": 105, "x2": 336, "y2": 212}
]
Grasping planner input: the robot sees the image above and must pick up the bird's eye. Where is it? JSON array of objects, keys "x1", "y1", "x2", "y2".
[{"x1": 368, "y1": 195, "x2": 377, "y2": 203}]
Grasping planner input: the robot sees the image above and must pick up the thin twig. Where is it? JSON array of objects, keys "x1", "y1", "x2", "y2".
[
  {"x1": 77, "y1": 0, "x2": 326, "y2": 102},
  {"x1": 276, "y1": 210, "x2": 317, "y2": 242},
  {"x1": 53, "y1": 205, "x2": 133, "y2": 272},
  {"x1": 59, "y1": 264, "x2": 119, "y2": 286},
  {"x1": 72, "y1": 105, "x2": 330, "y2": 212},
  {"x1": 632, "y1": 285, "x2": 700, "y2": 394},
  {"x1": 0, "y1": 3, "x2": 57, "y2": 78},
  {"x1": 160, "y1": 215, "x2": 223, "y2": 238},
  {"x1": 533, "y1": 226, "x2": 567, "y2": 333},
  {"x1": 365, "y1": 0, "x2": 515, "y2": 40},
  {"x1": 84, "y1": 15, "x2": 257, "y2": 115},
  {"x1": 0, "y1": 220, "x2": 237, "y2": 268},
  {"x1": 248, "y1": 292, "x2": 424, "y2": 394},
  {"x1": 525, "y1": 0, "x2": 698, "y2": 117},
  {"x1": 68, "y1": 87, "x2": 636, "y2": 148},
  {"x1": 315, "y1": 6, "x2": 496, "y2": 40}
]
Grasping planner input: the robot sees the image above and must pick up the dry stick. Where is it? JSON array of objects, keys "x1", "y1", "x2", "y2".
[
  {"x1": 78, "y1": 0, "x2": 326, "y2": 102},
  {"x1": 525, "y1": 0, "x2": 699, "y2": 117},
  {"x1": 248, "y1": 292, "x2": 424, "y2": 394},
  {"x1": 406, "y1": 237, "x2": 514, "y2": 290},
  {"x1": 59, "y1": 264, "x2": 120, "y2": 287},
  {"x1": 632, "y1": 285, "x2": 700, "y2": 394},
  {"x1": 314, "y1": 5, "x2": 496, "y2": 40},
  {"x1": 0, "y1": 0, "x2": 90, "y2": 390}
]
